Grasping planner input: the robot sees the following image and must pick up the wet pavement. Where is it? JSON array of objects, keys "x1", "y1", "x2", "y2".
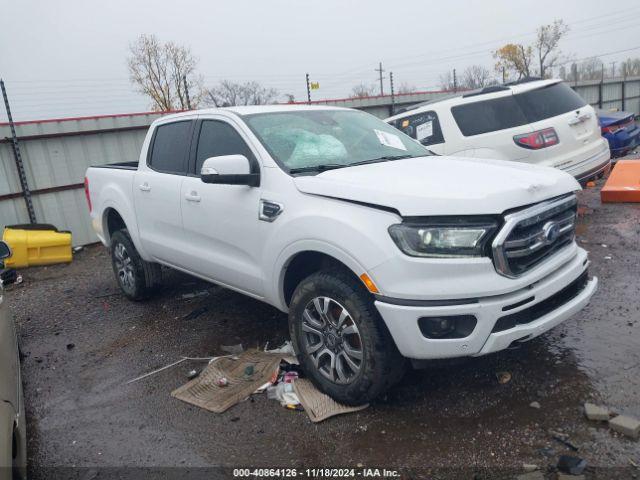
[{"x1": 5, "y1": 181, "x2": 640, "y2": 479}]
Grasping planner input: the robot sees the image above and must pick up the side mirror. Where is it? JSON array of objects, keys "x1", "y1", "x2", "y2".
[
  {"x1": 200, "y1": 155, "x2": 260, "y2": 187},
  {"x1": 0, "y1": 241, "x2": 11, "y2": 260}
]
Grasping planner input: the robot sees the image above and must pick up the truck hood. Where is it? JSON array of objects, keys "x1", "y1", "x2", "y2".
[{"x1": 293, "y1": 156, "x2": 580, "y2": 216}]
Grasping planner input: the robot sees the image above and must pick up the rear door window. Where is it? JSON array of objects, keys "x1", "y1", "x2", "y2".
[
  {"x1": 514, "y1": 82, "x2": 587, "y2": 123},
  {"x1": 390, "y1": 111, "x2": 444, "y2": 146},
  {"x1": 451, "y1": 96, "x2": 528, "y2": 136},
  {"x1": 194, "y1": 120, "x2": 257, "y2": 174},
  {"x1": 148, "y1": 121, "x2": 192, "y2": 174}
]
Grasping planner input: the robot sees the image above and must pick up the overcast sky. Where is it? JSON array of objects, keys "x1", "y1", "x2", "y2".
[{"x1": 1, "y1": 0, "x2": 639, "y2": 122}]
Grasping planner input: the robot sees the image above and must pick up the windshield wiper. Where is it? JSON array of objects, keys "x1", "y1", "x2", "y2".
[
  {"x1": 289, "y1": 164, "x2": 347, "y2": 174},
  {"x1": 289, "y1": 155, "x2": 415, "y2": 175},
  {"x1": 349, "y1": 154, "x2": 414, "y2": 166}
]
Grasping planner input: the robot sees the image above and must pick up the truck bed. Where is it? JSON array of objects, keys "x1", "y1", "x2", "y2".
[{"x1": 91, "y1": 161, "x2": 138, "y2": 170}]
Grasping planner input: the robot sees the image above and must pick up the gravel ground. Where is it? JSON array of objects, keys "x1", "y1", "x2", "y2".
[{"x1": 4, "y1": 180, "x2": 640, "y2": 479}]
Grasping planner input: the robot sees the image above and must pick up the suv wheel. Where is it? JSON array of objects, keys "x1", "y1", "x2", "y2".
[
  {"x1": 110, "y1": 230, "x2": 161, "y2": 301},
  {"x1": 289, "y1": 268, "x2": 405, "y2": 405}
]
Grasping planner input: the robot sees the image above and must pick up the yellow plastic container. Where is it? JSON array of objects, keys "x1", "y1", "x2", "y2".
[{"x1": 2, "y1": 224, "x2": 72, "y2": 268}]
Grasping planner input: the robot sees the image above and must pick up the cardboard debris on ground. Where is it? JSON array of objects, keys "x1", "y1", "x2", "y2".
[
  {"x1": 266, "y1": 340, "x2": 298, "y2": 365},
  {"x1": 294, "y1": 378, "x2": 368, "y2": 423},
  {"x1": 171, "y1": 350, "x2": 281, "y2": 413},
  {"x1": 171, "y1": 346, "x2": 367, "y2": 422}
]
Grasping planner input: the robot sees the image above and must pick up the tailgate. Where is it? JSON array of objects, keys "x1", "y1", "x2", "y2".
[{"x1": 528, "y1": 106, "x2": 605, "y2": 170}]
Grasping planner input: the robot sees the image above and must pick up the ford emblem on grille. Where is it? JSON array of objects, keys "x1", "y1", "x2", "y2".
[
  {"x1": 543, "y1": 221, "x2": 561, "y2": 244},
  {"x1": 492, "y1": 194, "x2": 578, "y2": 278}
]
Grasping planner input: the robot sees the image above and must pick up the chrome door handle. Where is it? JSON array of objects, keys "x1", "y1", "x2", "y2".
[
  {"x1": 185, "y1": 192, "x2": 201, "y2": 203},
  {"x1": 139, "y1": 183, "x2": 151, "y2": 192}
]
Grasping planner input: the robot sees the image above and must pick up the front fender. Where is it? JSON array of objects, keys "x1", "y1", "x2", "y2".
[{"x1": 263, "y1": 201, "x2": 400, "y2": 311}]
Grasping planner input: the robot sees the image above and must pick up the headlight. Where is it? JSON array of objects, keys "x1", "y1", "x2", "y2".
[{"x1": 388, "y1": 219, "x2": 499, "y2": 258}]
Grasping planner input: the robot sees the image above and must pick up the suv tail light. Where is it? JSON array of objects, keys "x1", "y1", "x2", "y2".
[
  {"x1": 84, "y1": 177, "x2": 92, "y2": 212},
  {"x1": 602, "y1": 118, "x2": 633, "y2": 134},
  {"x1": 513, "y1": 128, "x2": 559, "y2": 150}
]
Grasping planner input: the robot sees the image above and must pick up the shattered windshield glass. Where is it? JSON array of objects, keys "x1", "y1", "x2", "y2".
[{"x1": 244, "y1": 109, "x2": 431, "y2": 172}]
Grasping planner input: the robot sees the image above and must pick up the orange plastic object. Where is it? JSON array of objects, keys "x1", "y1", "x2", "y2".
[{"x1": 601, "y1": 160, "x2": 640, "y2": 203}]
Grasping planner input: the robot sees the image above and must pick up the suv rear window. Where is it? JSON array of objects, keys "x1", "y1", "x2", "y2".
[
  {"x1": 451, "y1": 82, "x2": 588, "y2": 136},
  {"x1": 514, "y1": 82, "x2": 587, "y2": 123}
]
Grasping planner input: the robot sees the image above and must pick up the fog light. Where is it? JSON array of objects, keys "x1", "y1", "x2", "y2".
[{"x1": 418, "y1": 315, "x2": 477, "y2": 339}]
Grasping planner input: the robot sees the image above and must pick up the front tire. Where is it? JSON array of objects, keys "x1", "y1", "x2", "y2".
[
  {"x1": 289, "y1": 269, "x2": 405, "y2": 405},
  {"x1": 110, "y1": 230, "x2": 161, "y2": 301}
]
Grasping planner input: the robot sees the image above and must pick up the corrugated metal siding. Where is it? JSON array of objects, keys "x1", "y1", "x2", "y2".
[
  {"x1": 0, "y1": 113, "x2": 161, "y2": 246},
  {"x1": 574, "y1": 84, "x2": 599, "y2": 104},
  {"x1": 572, "y1": 77, "x2": 640, "y2": 115}
]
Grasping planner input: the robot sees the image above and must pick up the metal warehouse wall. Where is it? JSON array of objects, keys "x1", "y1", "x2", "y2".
[
  {"x1": 0, "y1": 112, "x2": 165, "y2": 245},
  {"x1": 572, "y1": 76, "x2": 640, "y2": 116},
  {"x1": 1, "y1": 79, "x2": 637, "y2": 247}
]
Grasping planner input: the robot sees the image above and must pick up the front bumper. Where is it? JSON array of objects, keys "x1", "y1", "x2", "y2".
[{"x1": 375, "y1": 249, "x2": 597, "y2": 360}]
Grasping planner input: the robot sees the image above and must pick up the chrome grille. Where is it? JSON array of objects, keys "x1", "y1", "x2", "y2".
[{"x1": 492, "y1": 194, "x2": 577, "y2": 277}]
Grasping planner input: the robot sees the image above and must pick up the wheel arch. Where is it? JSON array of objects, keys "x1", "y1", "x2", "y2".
[{"x1": 275, "y1": 242, "x2": 370, "y2": 311}]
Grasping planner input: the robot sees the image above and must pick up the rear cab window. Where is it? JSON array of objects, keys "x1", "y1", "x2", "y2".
[
  {"x1": 148, "y1": 121, "x2": 193, "y2": 174},
  {"x1": 390, "y1": 111, "x2": 444, "y2": 146},
  {"x1": 451, "y1": 82, "x2": 588, "y2": 137}
]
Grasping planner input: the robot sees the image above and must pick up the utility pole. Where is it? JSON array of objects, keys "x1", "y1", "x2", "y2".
[
  {"x1": 183, "y1": 75, "x2": 192, "y2": 110},
  {"x1": 375, "y1": 62, "x2": 385, "y2": 96},
  {"x1": 502, "y1": 67, "x2": 506, "y2": 84},
  {"x1": 306, "y1": 73, "x2": 311, "y2": 104},
  {"x1": 453, "y1": 68, "x2": 457, "y2": 92},
  {"x1": 610, "y1": 61, "x2": 616, "y2": 79},
  {"x1": 389, "y1": 71, "x2": 395, "y2": 116},
  {"x1": 0, "y1": 79, "x2": 36, "y2": 224}
]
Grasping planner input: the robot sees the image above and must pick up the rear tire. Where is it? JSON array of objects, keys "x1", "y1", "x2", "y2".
[
  {"x1": 289, "y1": 268, "x2": 405, "y2": 405},
  {"x1": 110, "y1": 230, "x2": 161, "y2": 301}
]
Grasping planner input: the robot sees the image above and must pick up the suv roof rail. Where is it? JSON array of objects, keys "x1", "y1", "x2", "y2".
[
  {"x1": 504, "y1": 76, "x2": 544, "y2": 86},
  {"x1": 462, "y1": 85, "x2": 510, "y2": 98}
]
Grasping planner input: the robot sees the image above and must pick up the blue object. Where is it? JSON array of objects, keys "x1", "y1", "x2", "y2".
[{"x1": 597, "y1": 109, "x2": 640, "y2": 158}]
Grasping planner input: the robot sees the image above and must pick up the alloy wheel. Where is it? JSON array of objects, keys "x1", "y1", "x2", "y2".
[
  {"x1": 300, "y1": 296, "x2": 363, "y2": 384},
  {"x1": 113, "y1": 242, "x2": 135, "y2": 291}
]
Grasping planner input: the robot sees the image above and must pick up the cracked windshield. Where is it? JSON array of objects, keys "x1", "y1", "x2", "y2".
[{"x1": 245, "y1": 109, "x2": 430, "y2": 172}]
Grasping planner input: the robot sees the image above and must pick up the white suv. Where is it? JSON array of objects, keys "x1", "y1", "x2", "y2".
[{"x1": 386, "y1": 79, "x2": 611, "y2": 184}]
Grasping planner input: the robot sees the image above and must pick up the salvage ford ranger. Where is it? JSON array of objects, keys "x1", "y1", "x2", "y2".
[{"x1": 85, "y1": 106, "x2": 598, "y2": 404}]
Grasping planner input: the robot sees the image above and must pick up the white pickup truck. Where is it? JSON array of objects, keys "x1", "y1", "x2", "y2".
[{"x1": 85, "y1": 105, "x2": 597, "y2": 404}]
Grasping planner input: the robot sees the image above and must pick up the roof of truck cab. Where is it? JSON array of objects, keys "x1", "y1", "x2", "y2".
[
  {"x1": 150, "y1": 104, "x2": 352, "y2": 125},
  {"x1": 386, "y1": 78, "x2": 562, "y2": 121}
]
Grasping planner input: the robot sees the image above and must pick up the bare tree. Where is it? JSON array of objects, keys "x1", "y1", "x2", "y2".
[
  {"x1": 461, "y1": 65, "x2": 494, "y2": 89},
  {"x1": 535, "y1": 19, "x2": 570, "y2": 78},
  {"x1": 396, "y1": 83, "x2": 417, "y2": 94},
  {"x1": 349, "y1": 83, "x2": 376, "y2": 98},
  {"x1": 438, "y1": 71, "x2": 456, "y2": 91},
  {"x1": 494, "y1": 19, "x2": 569, "y2": 80},
  {"x1": 620, "y1": 58, "x2": 640, "y2": 78},
  {"x1": 204, "y1": 80, "x2": 278, "y2": 107},
  {"x1": 577, "y1": 57, "x2": 605, "y2": 81},
  {"x1": 127, "y1": 34, "x2": 201, "y2": 111},
  {"x1": 494, "y1": 44, "x2": 533, "y2": 80}
]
